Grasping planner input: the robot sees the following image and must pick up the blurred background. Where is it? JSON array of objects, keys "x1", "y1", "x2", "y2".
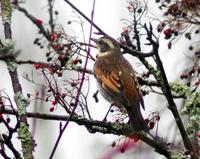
[{"x1": 0, "y1": 0, "x2": 195, "y2": 158}]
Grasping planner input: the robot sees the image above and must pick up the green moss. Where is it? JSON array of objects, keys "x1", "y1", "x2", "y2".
[
  {"x1": 1, "y1": 0, "x2": 12, "y2": 23},
  {"x1": 182, "y1": 92, "x2": 200, "y2": 115},
  {"x1": 170, "y1": 82, "x2": 190, "y2": 97},
  {"x1": 15, "y1": 93, "x2": 34, "y2": 158},
  {"x1": 0, "y1": 40, "x2": 21, "y2": 72},
  {"x1": 155, "y1": 70, "x2": 163, "y2": 84},
  {"x1": 110, "y1": 122, "x2": 124, "y2": 130},
  {"x1": 171, "y1": 151, "x2": 189, "y2": 159},
  {"x1": 0, "y1": 39, "x2": 21, "y2": 55},
  {"x1": 7, "y1": 61, "x2": 17, "y2": 72},
  {"x1": 169, "y1": 82, "x2": 200, "y2": 135},
  {"x1": 145, "y1": 62, "x2": 157, "y2": 74},
  {"x1": 146, "y1": 62, "x2": 163, "y2": 82},
  {"x1": 142, "y1": 61, "x2": 164, "y2": 84},
  {"x1": 18, "y1": 123, "x2": 35, "y2": 159},
  {"x1": 0, "y1": 39, "x2": 14, "y2": 55},
  {"x1": 182, "y1": 92, "x2": 200, "y2": 135},
  {"x1": 14, "y1": 92, "x2": 30, "y2": 116}
]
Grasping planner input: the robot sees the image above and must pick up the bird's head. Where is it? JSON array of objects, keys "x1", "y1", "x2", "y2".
[{"x1": 91, "y1": 37, "x2": 121, "y2": 56}]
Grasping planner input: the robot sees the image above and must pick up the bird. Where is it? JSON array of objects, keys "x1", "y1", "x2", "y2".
[{"x1": 92, "y1": 36, "x2": 149, "y2": 132}]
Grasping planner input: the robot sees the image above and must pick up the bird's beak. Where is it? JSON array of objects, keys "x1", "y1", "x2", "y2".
[
  {"x1": 91, "y1": 38, "x2": 99, "y2": 49},
  {"x1": 90, "y1": 38, "x2": 99, "y2": 44}
]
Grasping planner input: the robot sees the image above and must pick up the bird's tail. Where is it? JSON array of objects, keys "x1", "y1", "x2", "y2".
[{"x1": 126, "y1": 103, "x2": 149, "y2": 132}]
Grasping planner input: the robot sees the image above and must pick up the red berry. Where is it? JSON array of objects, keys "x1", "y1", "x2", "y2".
[
  {"x1": 50, "y1": 33, "x2": 59, "y2": 41},
  {"x1": 149, "y1": 122, "x2": 155, "y2": 129},
  {"x1": 35, "y1": 19, "x2": 43, "y2": 25},
  {"x1": 49, "y1": 107, "x2": 54, "y2": 112},
  {"x1": 11, "y1": 0, "x2": 18, "y2": 5},
  {"x1": 131, "y1": 135, "x2": 140, "y2": 142},
  {"x1": 49, "y1": 66, "x2": 56, "y2": 75},
  {"x1": 156, "y1": 115, "x2": 160, "y2": 121},
  {"x1": 52, "y1": 100, "x2": 58, "y2": 105},
  {"x1": 164, "y1": 28, "x2": 172, "y2": 36},
  {"x1": 34, "y1": 63, "x2": 42, "y2": 69},
  {"x1": 61, "y1": 93, "x2": 66, "y2": 99},
  {"x1": 163, "y1": 28, "x2": 173, "y2": 39},
  {"x1": 58, "y1": 54, "x2": 66, "y2": 61},
  {"x1": 120, "y1": 147, "x2": 125, "y2": 153},
  {"x1": 57, "y1": 71, "x2": 63, "y2": 77},
  {"x1": 122, "y1": 27, "x2": 129, "y2": 33},
  {"x1": 180, "y1": 73, "x2": 189, "y2": 79},
  {"x1": 52, "y1": 44, "x2": 62, "y2": 50},
  {"x1": 72, "y1": 59, "x2": 79, "y2": 65}
]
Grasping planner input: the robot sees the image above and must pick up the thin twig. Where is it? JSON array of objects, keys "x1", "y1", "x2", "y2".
[
  {"x1": 63, "y1": 0, "x2": 154, "y2": 58},
  {"x1": 16, "y1": 6, "x2": 50, "y2": 40},
  {"x1": 48, "y1": 0, "x2": 55, "y2": 33},
  {"x1": 49, "y1": 1, "x2": 96, "y2": 158}
]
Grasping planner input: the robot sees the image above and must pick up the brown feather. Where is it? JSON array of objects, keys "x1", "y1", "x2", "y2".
[{"x1": 93, "y1": 37, "x2": 149, "y2": 132}]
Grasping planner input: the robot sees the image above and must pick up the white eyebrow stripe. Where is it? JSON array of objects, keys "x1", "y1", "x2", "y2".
[
  {"x1": 97, "y1": 52, "x2": 109, "y2": 57},
  {"x1": 104, "y1": 39, "x2": 115, "y2": 48}
]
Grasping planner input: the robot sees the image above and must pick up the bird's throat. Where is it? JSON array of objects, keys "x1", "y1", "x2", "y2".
[{"x1": 97, "y1": 52, "x2": 110, "y2": 57}]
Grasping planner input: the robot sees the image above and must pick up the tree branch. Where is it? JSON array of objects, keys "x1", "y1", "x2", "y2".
[
  {"x1": 0, "y1": 108, "x2": 172, "y2": 158},
  {"x1": 144, "y1": 24, "x2": 197, "y2": 158},
  {"x1": 1, "y1": 1, "x2": 35, "y2": 158}
]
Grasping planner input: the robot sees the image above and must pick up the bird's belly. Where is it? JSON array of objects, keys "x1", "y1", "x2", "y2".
[
  {"x1": 98, "y1": 83, "x2": 113, "y2": 103},
  {"x1": 97, "y1": 82, "x2": 123, "y2": 108}
]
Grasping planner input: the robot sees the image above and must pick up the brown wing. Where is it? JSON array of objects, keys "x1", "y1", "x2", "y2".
[
  {"x1": 120, "y1": 65, "x2": 140, "y2": 106},
  {"x1": 94, "y1": 58, "x2": 122, "y2": 94},
  {"x1": 94, "y1": 56, "x2": 140, "y2": 107},
  {"x1": 121, "y1": 59, "x2": 145, "y2": 109}
]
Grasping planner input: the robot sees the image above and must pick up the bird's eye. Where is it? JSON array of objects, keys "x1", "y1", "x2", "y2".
[
  {"x1": 98, "y1": 41, "x2": 108, "y2": 52},
  {"x1": 98, "y1": 40, "x2": 104, "y2": 45}
]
